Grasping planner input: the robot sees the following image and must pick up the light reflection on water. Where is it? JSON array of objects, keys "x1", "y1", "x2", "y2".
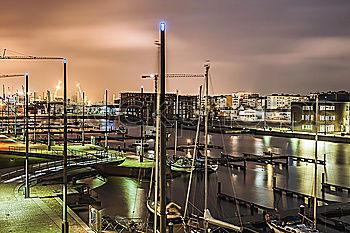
[
  {"x1": 93, "y1": 177, "x2": 148, "y2": 218},
  {"x1": 92, "y1": 126, "x2": 350, "y2": 220}
]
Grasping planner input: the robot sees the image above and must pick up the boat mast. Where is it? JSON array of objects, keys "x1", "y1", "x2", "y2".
[
  {"x1": 174, "y1": 89, "x2": 179, "y2": 157},
  {"x1": 159, "y1": 21, "x2": 167, "y2": 233},
  {"x1": 153, "y1": 40, "x2": 161, "y2": 233},
  {"x1": 204, "y1": 62, "x2": 210, "y2": 232},
  {"x1": 184, "y1": 85, "x2": 202, "y2": 218},
  {"x1": 154, "y1": 87, "x2": 160, "y2": 233},
  {"x1": 313, "y1": 96, "x2": 319, "y2": 230}
]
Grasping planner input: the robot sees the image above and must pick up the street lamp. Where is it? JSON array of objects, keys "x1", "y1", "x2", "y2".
[
  {"x1": 324, "y1": 96, "x2": 327, "y2": 135},
  {"x1": 0, "y1": 73, "x2": 29, "y2": 197},
  {"x1": 0, "y1": 52, "x2": 68, "y2": 233}
]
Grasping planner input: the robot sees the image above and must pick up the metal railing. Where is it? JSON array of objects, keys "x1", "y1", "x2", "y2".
[{"x1": 0, "y1": 147, "x2": 124, "y2": 183}]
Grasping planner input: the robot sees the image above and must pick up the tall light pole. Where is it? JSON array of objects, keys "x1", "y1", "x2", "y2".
[
  {"x1": 105, "y1": 89, "x2": 108, "y2": 150},
  {"x1": 62, "y1": 59, "x2": 69, "y2": 233},
  {"x1": 47, "y1": 90, "x2": 51, "y2": 151},
  {"x1": 0, "y1": 51, "x2": 68, "y2": 232},
  {"x1": 0, "y1": 74, "x2": 29, "y2": 197},
  {"x1": 140, "y1": 86, "x2": 144, "y2": 162},
  {"x1": 324, "y1": 96, "x2": 327, "y2": 135},
  {"x1": 204, "y1": 62, "x2": 210, "y2": 232},
  {"x1": 159, "y1": 21, "x2": 167, "y2": 233},
  {"x1": 7, "y1": 90, "x2": 9, "y2": 134},
  {"x1": 33, "y1": 92, "x2": 37, "y2": 143},
  {"x1": 14, "y1": 95, "x2": 17, "y2": 137},
  {"x1": 313, "y1": 95, "x2": 319, "y2": 230},
  {"x1": 174, "y1": 89, "x2": 179, "y2": 157},
  {"x1": 82, "y1": 91, "x2": 85, "y2": 146},
  {"x1": 25, "y1": 72, "x2": 29, "y2": 198},
  {"x1": 1, "y1": 85, "x2": 4, "y2": 131},
  {"x1": 264, "y1": 97, "x2": 267, "y2": 130}
]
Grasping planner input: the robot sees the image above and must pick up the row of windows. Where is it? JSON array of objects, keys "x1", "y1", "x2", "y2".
[
  {"x1": 302, "y1": 124, "x2": 313, "y2": 130},
  {"x1": 302, "y1": 115, "x2": 314, "y2": 121},
  {"x1": 303, "y1": 106, "x2": 313, "y2": 110},
  {"x1": 302, "y1": 105, "x2": 336, "y2": 111},
  {"x1": 320, "y1": 105, "x2": 335, "y2": 111},
  {"x1": 320, "y1": 115, "x2": 335, "y2": 121},
  {"x1": 320, "y1": 125, "x2": 335, "y2": 132},
  {"x1": 302, "y1": 115, "x2": 335, "y2": 121},
  {"x1": 301, "y1": 124, "x2": 335, "y2": 132}
]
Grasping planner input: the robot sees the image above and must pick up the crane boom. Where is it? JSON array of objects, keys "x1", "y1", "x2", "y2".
[
  {"x1": 0, "y1": 56, "x2": 63, "y2": 60},
  {"x1": 166, "y1": 73, "x2": 204, "y2": 78},
  {"x1": 0, "y1": 74, "x2": 24, "y2": 78},
  {"x1": 1, "y1": 49, "x2": 63, "y2": 60},
  {"x1": 142, "y1": 73, "x2": 204, "y2": 93},
  {"x1": 142, "y1": 73, "x2": 204, "y2": 79}
]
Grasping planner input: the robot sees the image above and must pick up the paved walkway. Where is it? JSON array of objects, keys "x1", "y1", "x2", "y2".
[{"x1": 0, "y1": 183, "x2": 91, "y2": 233}]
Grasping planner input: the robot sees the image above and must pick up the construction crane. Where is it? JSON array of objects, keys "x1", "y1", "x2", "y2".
[
  {"x1": 0, "y1": 49, "x2": 70, "y2": 233},
  {"x1": 1, "y1": 49, "x2": 63, "y2": 60},
  {"x1": 141, "y1": 73, "x2": 204, "y2": 93},
  {"x1": 0, "y1": 74, "x2": 25, "y2": 78}
]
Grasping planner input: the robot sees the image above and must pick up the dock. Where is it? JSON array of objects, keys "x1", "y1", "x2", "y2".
[
  {"x1": 272, "y1": 177, "x2": 339, "y2": 205},
  {"x1": 321, "y1": 173, "x2": 350, "y2": 194},
  {"x1": 217, "y1": 182, "x2": 274, "y2": 215}
]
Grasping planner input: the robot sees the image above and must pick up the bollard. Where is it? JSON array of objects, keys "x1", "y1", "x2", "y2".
[
  {"x1": 250, "y1": 204, "x2": 255, "y2": 216},
  {"x1": 168, "y1": 222, "x2": 174, "y2": 233},
  {"x1": 321, "y1": 173, "x2": 325, "y2": 195},
  {"x1": 299, "y1": 205, "x2": 305, "y2": 216},
  {"x1": 308, "y1": 197, "x2": 312, "y2": 208},
  {"x1": 322, "y1": 173, "x2": 325, "y2": 185},
  {"x1": 273, "y1": 176, "x2": 277, "y2": 189},
  {"x1": 218, "y1": 182, "x2": 221, "y2": 195},
  {"x1": 324, "y1": 154, "x2": 326, "y2": 164},
  {"x1": 262, "y1": 210, "x2": 267, "y2": 231}
]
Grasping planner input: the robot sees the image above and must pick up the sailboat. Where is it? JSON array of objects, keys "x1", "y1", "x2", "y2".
[
  {"x1": 146, "y1": 199, "x2": 183, "y2": 223},
  {"x1": 170, "y1": 156, "x2": 218, "y2": 173},
  {"x1": 265, "y1": 97, "x2": 320, "y2": 233},
  {"x1": 181, "y1": 63, "x2": 243, "y2": 232},
  {"x1": 171, "y1": 86, "x2": 219, "y2": 174},
  {"x1": 202, "y1": 63, "x2": 243, "y2": 232}
]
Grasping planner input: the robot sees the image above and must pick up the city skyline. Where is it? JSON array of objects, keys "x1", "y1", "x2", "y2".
[{"x1": 1, "y1": 0, "x2": 350, "y2": 100}]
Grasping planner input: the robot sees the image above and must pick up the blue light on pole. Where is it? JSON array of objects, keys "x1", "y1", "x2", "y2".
[
  {"x1": 63, "y1": 58, "x2": 67, "y2": 64},
  {"x1": 160, "y1": 22, "x2": 166, "y2": 31},
  {"x1": 25, "y1": 72, "x2": 29, "y2": 76}
]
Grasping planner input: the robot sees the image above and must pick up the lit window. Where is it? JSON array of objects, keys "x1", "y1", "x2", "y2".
[
  {"x1": 302, "y1": 124, "x2": 313, "y2": 130},
  {"x1": 320, "y1": 105, "x2": 335, "y2": 111},
  {"x1": 303, "y1": 106, "x2": 313, "y2": 110}
]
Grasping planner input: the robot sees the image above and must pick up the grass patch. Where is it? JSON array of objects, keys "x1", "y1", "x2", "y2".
[
  {"x1": 119, "y1": 157, "x2": 154, "y2": 168},
  {"x1": 0, "y1": 154, "x2": 51, "y2": 169}
]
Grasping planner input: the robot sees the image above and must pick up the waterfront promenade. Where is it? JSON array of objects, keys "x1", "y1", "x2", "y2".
[{"x1": 0, "y1": 182, "x2": 91, "y2": 233}]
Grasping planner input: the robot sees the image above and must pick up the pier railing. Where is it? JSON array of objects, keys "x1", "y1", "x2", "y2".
[{"x1": 0, "y1": 148, "x2": 123, "y2": 183}]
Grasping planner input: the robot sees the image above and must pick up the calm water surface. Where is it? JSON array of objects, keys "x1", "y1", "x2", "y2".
[{"x1": 87, "y1": 123, "x2": 350, "y2": 223}]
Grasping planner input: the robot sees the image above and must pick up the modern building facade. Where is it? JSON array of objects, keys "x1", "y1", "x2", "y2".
[
  {"x1": 120, "y1": 92, "x2": 199, "y2": 121},
  {"x1": 291, "y1": 92, "x2": 350, "y2": 134},
  {"x1": 267, "y1": 94, "x2": 308, "y2": 110}
]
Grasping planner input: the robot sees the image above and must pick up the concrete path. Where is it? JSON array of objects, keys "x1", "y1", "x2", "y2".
[{"x1": 0, "y1": 183, "x2": 91, "y2": 233}]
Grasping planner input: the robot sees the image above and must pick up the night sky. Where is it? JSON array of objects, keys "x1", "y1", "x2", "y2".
[{"x1": 1, "y1": 0, "x2": 350, "y2": 101}]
